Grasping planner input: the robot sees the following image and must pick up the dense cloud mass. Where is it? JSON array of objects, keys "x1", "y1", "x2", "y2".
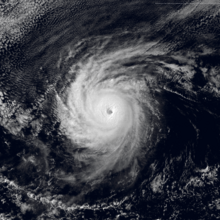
[{"x1": 1, "y1": 0, "x2": 220, "y2": 219}]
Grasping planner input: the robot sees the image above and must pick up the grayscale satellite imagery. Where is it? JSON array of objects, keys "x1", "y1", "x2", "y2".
[{"x1": 1, "y1": 0, "x2": 220, "y2": 219}]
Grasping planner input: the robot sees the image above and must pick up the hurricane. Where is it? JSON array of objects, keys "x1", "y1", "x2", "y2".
[{"x1": 55, "y1": 38, "x2": 157, "y2": 190}]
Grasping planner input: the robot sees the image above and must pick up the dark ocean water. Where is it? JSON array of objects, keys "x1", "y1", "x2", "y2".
[{"x1": 1, "y1": 0, "x2": 220, "y2": 219}]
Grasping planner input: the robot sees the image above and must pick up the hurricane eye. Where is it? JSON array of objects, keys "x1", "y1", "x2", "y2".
[{"x1": 106, "y1": 107, "x2": 113, "y2": 115}]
